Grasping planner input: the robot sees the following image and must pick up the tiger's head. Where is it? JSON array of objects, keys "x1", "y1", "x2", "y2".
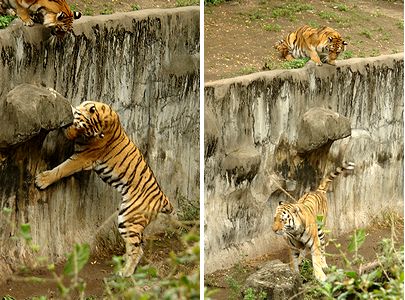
[
  {"x1": 272, "y1": 201, "x2": 301, "y2": 236},
  {"x1": 38, "y1": 2, "x2": 81, "y2": 38},
  {"x1": 325, "y1": 36, "x2": 347, "y2": 65},
  {"x1": 274, "y1": 40, "x2": 290, "y2": 58},
  {"x1": 68, "y1": 101, "x2": 118, "y2": 140}
]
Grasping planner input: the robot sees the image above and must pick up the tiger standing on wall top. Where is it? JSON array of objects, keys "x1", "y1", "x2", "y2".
[
  {"x1": 274, "y1": 25, "x2": 347, "y2": 66},
  {"x1": 35, "y1": 101, "x2": 174, "y2": 277},
  {"x1": 0, "y1": 0, "x2": 81, "y2": 37},
  {"x1": 272, "y1": 162, "x2": 355, "y2": 281}
]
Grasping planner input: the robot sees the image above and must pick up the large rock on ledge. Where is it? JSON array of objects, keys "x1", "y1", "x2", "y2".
[
  {"x1": 296, "y1": 107, "x2": 351, "y2": 153},
  {"x1": 0, "y1": 84, "x2": 73, "y2": 148}
]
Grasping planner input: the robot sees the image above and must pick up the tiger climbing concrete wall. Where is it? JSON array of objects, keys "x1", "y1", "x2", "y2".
[
  {"x1": 204, "y1": 54, "x2": 403, "y2": 273},
  {"x1": 0, "y1": 7, "x2": 199, "y2": 277}
]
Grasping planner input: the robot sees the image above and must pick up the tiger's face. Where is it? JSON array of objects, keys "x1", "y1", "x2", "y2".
[
  {"x1": 326, "y1": 36, "x2": 347, "y2": 65},
  {"x1": 71, "y1": 101, "x2": 116, "y2": 139},
  {"x1": 272, "y1": 202, "x2": 300, "y2": 235},
  {"x1": 42, "y1": 10, "x2": 81, "y2": 38}
]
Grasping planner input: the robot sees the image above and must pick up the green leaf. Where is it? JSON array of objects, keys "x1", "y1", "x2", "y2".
[
  {"x1": 63, "y1": 243, "x2": 90, "y2": 277},
  {"x1": 20, "y1": 223, "x2": 32, "y2": 241},
  {"x1": 348, "y1": 229, "x2": 366, "y2": 252},
  {"x1": 345, "y1": 271, "x2": 358, "y2": 279}
]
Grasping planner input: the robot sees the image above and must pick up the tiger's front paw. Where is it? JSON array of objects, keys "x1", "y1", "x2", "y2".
[
  {"x1": 316, "y1": 61, "x2": 323, "y2": 66},
  {"x1": 22, "y1": 18, "x2": 34, "y2": 26},
  {"x1": 35, "y1": 171, "x2": 54, "y2": 190}
]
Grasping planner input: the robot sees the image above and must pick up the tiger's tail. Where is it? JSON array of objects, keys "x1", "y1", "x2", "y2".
[{"x1": 317, "y1": 162, "x2": 355, "y2": 192}]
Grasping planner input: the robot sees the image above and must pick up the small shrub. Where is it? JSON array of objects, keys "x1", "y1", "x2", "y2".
[
  {"x1": 100, "y1": 7, "x2": 114, "y2": 15},
  {"x1": 281, "y1": 57, "x2": 310, "y2": 69},
  {"x1": 176, "y1": 0, "x2": 199, "y2": 6},
  {"x1": 204, "y1": 0, "x2": 226, "y2": 5},
  {"x1": 249, "y1": 10, "x2": 267, "y2": 21},
  {"x1": 360, "y1": 29, "x2": 372, "y2": 39},
  {"x1": 397, "y1": 20, "x2": 404, "y2": 30},
  {"x1": 318, "y1": 11, "x2": 337, "y2": 20},
  {"x1": 243, "y1": 287, "x2": 267, "y2": 300},
  {"x1": 237, "y1": 66, "x2": 257, "y2": 76},
  {"x1": 263, "y1": 23, "x2": 281, "y2": 32},
  {"x1": 131, "y1": 4, "x2": 141, "y2": 11},
  {"x1": 83, "y1": 7, "x2": 94, "y2": 16},
  {"x1": 335, "y1": 4, "x2": 349, "y2": 12},
  {"x1": 341, "y1": 50, "x2": 353, "y2": 59},
  {"x1": 0, "y1": 15, "x2": 16, "y2": 29}
]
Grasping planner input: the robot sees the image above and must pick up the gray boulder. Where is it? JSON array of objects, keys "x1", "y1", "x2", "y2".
[
  {"x1": 296, "y1": 107, "x2": 351, "y2": 153},
  {"x1": 244, "y1": 260, "x2": 303, "y2": 300},
  {"x1": 0, "y1": 84, "x2": 73, "y2": 148}
]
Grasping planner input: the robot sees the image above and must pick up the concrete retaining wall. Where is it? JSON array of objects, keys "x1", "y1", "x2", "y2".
[
  {"x1": 204, "y1": 54, "x2": 404, "y2": 273},
  {"x1": 0, "y1": 7, "x2": 199, "y2": 276}
]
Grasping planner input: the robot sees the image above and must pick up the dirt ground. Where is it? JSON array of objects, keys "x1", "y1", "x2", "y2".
[
  {"x1": 205, "y1": 218, "x2": 404, "y2": 300},
  {"x1": 205, "y1": 0, "x2": 404, "y2": 81},
  {"x1": 0, "y1": 231, "x2": 191, "y2": 299}
]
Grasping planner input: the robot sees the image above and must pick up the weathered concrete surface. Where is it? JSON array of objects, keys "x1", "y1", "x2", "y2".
[
  {"x1": 243, "y1": 260, "x2": 303, "y2": 300},
  {"x1": 0, "y1": 7, "x2": 199, "y2": 277},
  {"x1": 0, "y1": 84, "x2": 73, "y2": 148},
  {"x1": 204, "y1": 54, "x2": 403, "y2": 273}
]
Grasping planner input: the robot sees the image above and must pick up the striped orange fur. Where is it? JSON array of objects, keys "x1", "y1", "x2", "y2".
[
  {"x1": 274, "y1": 25, "x2": 347, "y2": 66},
  {"x1": 272, "y1": 162, "x2": 355, "y2": 281},
  {"x1": 35, "y1": 101, "x2": 174, "y2": 277},
  {"x1": 1, "y1": 0, "x2": 81, "y2": 37}
]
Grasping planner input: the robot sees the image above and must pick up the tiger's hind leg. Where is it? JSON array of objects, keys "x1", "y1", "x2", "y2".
[
  {"x1": 117, "y1": 212, "x2": 147, "y2": 277},
  {"x1": 318, "y1": 227, "x2": 328, "y2": 269},
  {"x1": 310, "y1": 236, "x2": 327, "y2": 281}
]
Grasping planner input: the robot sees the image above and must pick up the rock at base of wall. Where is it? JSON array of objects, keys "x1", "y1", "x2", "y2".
[
  {"x1": 243, "y1": 260, "x2": 303, "y2": 300},
  {"x1": 0, "y1": 83, "x2": 73, "y2": 148}
]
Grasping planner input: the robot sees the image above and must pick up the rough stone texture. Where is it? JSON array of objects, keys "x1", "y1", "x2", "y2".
[
  {"x1": 0, "y1": 84, "x2": 73, "y2": 148},
  {"x1": 296, "y1": 107, "x2": 351, "y2": 153},
  {"x1": 0, "y1": 7, "x2": 199, "y2": 278},
  {"x1": 205, "y1": 54, "x2": 404, "y2": 273},
  {"x1": 243, "y1": 260, "x2": 303, "y2": 300}
]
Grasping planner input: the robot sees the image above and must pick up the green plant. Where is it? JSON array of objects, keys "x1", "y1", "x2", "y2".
[
  {"x1": 307, "y1": 20, "x2": 320, "y2": 28},
  {"x1": 341, "y1": 50, "x2": 353, "y2": 59},
  {"x1": 248, "y1": 10, "x2": 267, "y2": 21},
  {"x1": 306, "y1": 229, "x2": 404, "y2": 299},
  {"x1": 83, "y1": 7, "x2": 94, "y2": 16},
  {"x1": 105, "y1": 230, "x2": 200, "y2": 299},
  {"x1": 131, "y1": 4, "x2": 141, "y2": 11},
  {"x1": 204, "y1": 0, "x2": 226, "y2": 5},
  {"x1": 100, "y1": 7, "x2": 114, "y2": 15},
  {"x1": 243, "y1": 287, "x2": 267, "y2": 300},
  {"x1": 0, "y1": 15, "x2": 16, "y2": 29},
  {"x1": 318, "y1": 11, "x2": 338, "y2": 20},
  {"x1": 397, "y1": 20, "x2": 404, "y2": 30},
  {"x1": 225, "y1": 275, "x2": 242, "y2": 300},
  {"x1": 237, "y1": 66, "x2": 257, "y2": 76},
  {"x1": 336, "y1": 4, "x2": 349, "y2": 11},
  {"x1": 271, "y1": 3, "x2": 314, "y2": 19},
  {"x1": 263, "y1": 23, "x2": 281, "y2": 32},
  {"x1": 176, "y1": 0, "x2": 199, "y2": 6},
  {"x1": 281, "y1": 57, "x2": 310, "y2": 69},
  {"x1": 360, "y1": 30, "x2": 372, "y2": 39}
]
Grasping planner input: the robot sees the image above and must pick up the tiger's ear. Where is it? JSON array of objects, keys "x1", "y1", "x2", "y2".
[
  {"x1": 328, "y1": 36, "x2": 333, "y2": 42},
  {"x1": 343, "y1": 41, "x2": 348, "y2": 45},
  {"x1": 293, "y1": 206, "x2": 300, "y2": 214},
  {"x1": 74, "y1": 11, "x2": 82, "y2": 19},
  {"x1": 279, "y1": 201, "x2": 284, "y2": 206},
  {"x1": 56, "y1": 12, "x2": 66, "y2": 20}
]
